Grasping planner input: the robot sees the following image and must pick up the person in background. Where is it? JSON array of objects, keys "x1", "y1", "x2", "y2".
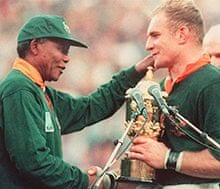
[
  {"x1": 203, "y1": 24, "x2": 220, "y2": 67},
  {"x1": 128, "y1": 0, "x2": 220, "y2": 188},
  {"x1": 0, "y1": 14, "x2": 153, "y2": 189}
]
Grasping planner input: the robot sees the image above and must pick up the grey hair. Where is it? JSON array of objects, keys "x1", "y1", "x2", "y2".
[{"x1": 17, "y1": 38, "x2": 48, "y2": 58}]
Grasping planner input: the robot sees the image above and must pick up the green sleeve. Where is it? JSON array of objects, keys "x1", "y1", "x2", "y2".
[
  {"x1": 50, "y1": 65, "x2": 144, "y2": 134},
  {"x1": 3, "y1": 90, "x2": 89, "y2": 189}
]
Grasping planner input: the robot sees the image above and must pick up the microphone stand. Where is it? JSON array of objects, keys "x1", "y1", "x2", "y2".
[
  {"x1": 166, "y1": 105, "x2": 220, "y2": 150},
  {"x1": 89, "y1": 116, "x2": 136, "y2": 189}
]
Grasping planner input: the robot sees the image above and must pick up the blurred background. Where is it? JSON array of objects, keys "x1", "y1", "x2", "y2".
[{"x1": 1, "y1": 0, "x2": 220, "y2": 171}]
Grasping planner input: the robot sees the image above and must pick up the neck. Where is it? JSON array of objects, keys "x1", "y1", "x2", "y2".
[
  {"x1": 169, "y1": 46, "x2": 203, "y2": 81},
  {"x1": 24, "y1": 55, "x2": 45, "y2": 82}
]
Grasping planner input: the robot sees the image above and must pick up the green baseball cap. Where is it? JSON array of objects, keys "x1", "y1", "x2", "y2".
[{"x1": 17, "y1": 15, "x2": 88, "y2": 48}]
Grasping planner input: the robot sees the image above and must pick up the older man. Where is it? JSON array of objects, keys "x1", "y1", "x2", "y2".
[
  {"x1": 203, "y1": 24, "x2": 220, "y2": 67},
  {"x1": 0, "y1": 15, "x2": 153, "y2": 189}
]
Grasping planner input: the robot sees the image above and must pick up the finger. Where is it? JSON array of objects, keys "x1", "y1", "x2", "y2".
[
  {"x1": 129, "y1": 144, "x2": 146, "y2": 155},
  {"x1": 128, "y1": 151, "x2": 144, "y2": 161},
  {"x1": 87, "y1": 167, "x2": 97, "y2": 175},
  {"x1": 133, "y1": 136, "x2": 153, "y2": 144},
  {"x1": 132, "y1": 136, "x2": 147, "y2": 144},
  {"x1": 143, "y1": 54, "x2": 154, "y2": 67},
  {"x1": 87, "y1": 166, "x2": 102, "y2": 176}
]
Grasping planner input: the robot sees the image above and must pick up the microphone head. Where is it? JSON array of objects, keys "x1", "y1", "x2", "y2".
[
  {"x1": 148, "y1": 84, "x2": 170, "y2": 116},
  {"x1": 126, "y1": 88, "x2": 148, "y2": 118},
  {"x1": 148, "y1": 84, "x2": 161, "y2": 96}
]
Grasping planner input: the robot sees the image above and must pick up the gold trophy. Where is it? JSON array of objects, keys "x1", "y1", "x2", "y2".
[{"x1": 119, "y1": 66, "x2": 165, "y2": 183}]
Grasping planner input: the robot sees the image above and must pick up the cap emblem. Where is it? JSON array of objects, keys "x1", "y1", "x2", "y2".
[{"x1": 63, "y1": 21, "x2": 71, "y2": 34}]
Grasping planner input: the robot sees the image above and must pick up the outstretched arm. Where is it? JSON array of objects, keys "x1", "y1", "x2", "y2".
[{"x1": 128, "y1": 136, "x2": 220, "y2": 178}]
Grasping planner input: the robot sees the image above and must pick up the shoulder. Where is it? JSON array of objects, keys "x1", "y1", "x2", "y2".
[
  {"x1": 0, "y1": 70, "x2": 41, "y2": 98},
  {"x1": 196, "y1": 64, "x2": 220, "y2": 78},
  {"x1": 193, "y1": 64, "x2": 220, "y2": 85},
  {"x1": 189, "y1": 64, "x2": 220, "y2": 95}
]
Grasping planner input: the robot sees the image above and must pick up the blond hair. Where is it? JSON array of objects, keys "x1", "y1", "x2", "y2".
[{"x1": 152, "y1": 0, "x2": 204, "y2": 45}]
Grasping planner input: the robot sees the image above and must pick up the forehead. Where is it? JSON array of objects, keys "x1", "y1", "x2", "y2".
[
  {"x1": 206, "y1": 26, "x2": 220, "y2": 39},
  {"x1": 147, "y1": 13, "x2": 170, "y2": 35},
  {"x1": 204, "y1": 34, "x2": 220, "y2": 46},
  {"x1": 205, "y1": 43, "x2": 220, "y2": 53},
  {"x1": 203, "y1": 32, "x2": 220, "y2": 51}
]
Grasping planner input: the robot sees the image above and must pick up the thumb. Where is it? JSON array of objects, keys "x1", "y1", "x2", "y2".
[{"x1": 87, "y1": 166, "x2": 102, "y2": 176}]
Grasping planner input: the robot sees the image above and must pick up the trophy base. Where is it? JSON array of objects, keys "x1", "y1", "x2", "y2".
[
  {"x1": 120, "y1": 158, "x2": 155, "y2": 182},
  {"x1": 106, "y1": 158, "x2": 161, "y2": 189},
  {"x1": 118, "y1": 176, "x2": 153, "y2": 183},
  {"x1": 114, "y1": 176, "x2": 162, "y2": 189}
]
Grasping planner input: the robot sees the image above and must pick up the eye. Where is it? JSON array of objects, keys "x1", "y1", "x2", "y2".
[
  {"x1": 152, "y1": 33, "x2": 160, "y2": 38},
  {"x1": 214, "y1": 53, "x2": 220, "y2": 58},
  {"x1": 57, "y1": 45, "x2": 70, "y2": 55},
  {"x1": 62, "y1": 46, "x2": 70, "y2": 55}
]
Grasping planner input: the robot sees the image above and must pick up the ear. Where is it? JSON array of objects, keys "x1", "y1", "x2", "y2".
[
  {"x1": 175, "y1": 25, "x2": 190, "y2": 45},
  {"x1": 29, "y1": 39, "x2": 40, "y2": 55}
]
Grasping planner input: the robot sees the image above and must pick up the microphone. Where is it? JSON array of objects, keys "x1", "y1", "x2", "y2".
[
  {"x1": 148, "y1": 84, "x2": 170, "y2": 116},
  {"x1": 128, "y1": 88, "x2": 148, "y2": 118}
]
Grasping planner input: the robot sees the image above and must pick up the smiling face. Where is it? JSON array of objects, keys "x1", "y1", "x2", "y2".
[
  {"x1": 31, "y1": 38, "x2": 71, "y2": 81},
  {"x1": 145, "y1": 12, "x2": 180, "y2": 69}
]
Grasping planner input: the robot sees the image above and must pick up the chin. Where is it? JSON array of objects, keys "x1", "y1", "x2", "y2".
[
  {"x1": 52, "y1": 74, "x2": 61, "y2": 81},
  {"x1": 48, "y1": 77, "x2": 59, "y2": 82},
  {"x1": 155, "y1": 60, "x2": 169, "y2": 69},
  {"x1": 154, "y1": 61, "x2": 162, "y2": 69},
  {"x1": 52, "y1": 78, "x2": 59, "y2": 81}
]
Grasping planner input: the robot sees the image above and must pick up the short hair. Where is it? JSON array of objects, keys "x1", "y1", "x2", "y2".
[
  {"x1": 17, "y1": 40, "x2": 31, "y2": 58},
  {"x1": 152, "y1": 0, "x2": 204, "y2": 45},
  {"x1": 17, "y1": 38, "x2": 48, "y2": 58}
]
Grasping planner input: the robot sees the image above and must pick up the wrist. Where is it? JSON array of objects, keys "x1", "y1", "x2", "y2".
[
  {"x1": 164, "y1": 150, "x2": 184, "y2": 172},
  {"x1": 176, "y1": 152, "x2": 184, "y2": 172},
  {"x1": 163, "y1": 149, "x2": 171, "y2": 169}
]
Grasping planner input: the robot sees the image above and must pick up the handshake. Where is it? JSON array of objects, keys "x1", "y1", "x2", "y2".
[{"x1": 87, "y1": 166, "x2": 118, "y2": 189}]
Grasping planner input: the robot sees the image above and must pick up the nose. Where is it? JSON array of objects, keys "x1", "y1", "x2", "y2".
[
  {"x1": 145, "y1": 38, "x2": 153, "y2": 51},
  {"x1": 63, "y1": 54, "x2": 70, "y2": 64}
]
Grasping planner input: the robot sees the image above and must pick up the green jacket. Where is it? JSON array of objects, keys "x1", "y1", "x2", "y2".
[
  {"x1": 156, "y1": 64, "x2": 220, "y2": 185},
  {"x1": 0, "y1": 66, "x2": 143, "y2": 189}
]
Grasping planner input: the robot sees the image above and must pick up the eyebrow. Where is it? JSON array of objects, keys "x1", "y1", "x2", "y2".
[
  {"x1": 147, "y1": 31, "x2": 160, "y2": 39},
  {"x1": 213, "y1": 53, "x2": 220, "y2": 57},
  {"x1": 148, "y1": 31, "x2": 160, "y2": 36}
]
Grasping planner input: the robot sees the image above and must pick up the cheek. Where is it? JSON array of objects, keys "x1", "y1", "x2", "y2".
[
  {"x1": 45, "y1": 54, "x2": 59, "y2": 68},
  {"x1": 42, "y1": 57, "x2": 57, "y2": 76},
  {"x1": 155, "y1": 51, "x2": 175, "y2": 68}
]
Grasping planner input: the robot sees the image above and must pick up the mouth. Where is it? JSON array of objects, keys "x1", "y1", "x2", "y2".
[
  {"x1": 58, "y1": 65, "x2": 65, "y2": 70},
  {"x1": 151, "y1": 52, "x2": 159, "y2": 57},
  {"x1": 57, "y1": 66, "x2": 65, "y2": 74}
]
